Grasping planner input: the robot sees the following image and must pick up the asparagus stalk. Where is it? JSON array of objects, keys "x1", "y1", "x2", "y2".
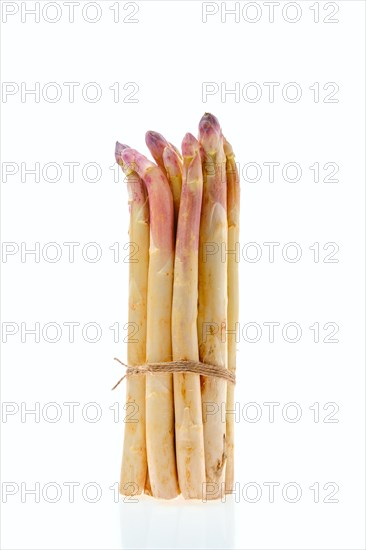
[
  {"x1": 198, "y1": 113, "x2": 228, "y2": 497},
  {"x1": 115, "y1": 142, "x2": 149, "y2": 495},
  {"x1": 145, "y1": 130, "x2": 170, "y2": 171},
  {"x1": 168, "y1": 142, "x2": 183, "y2": 162},
  {"x1": 145, "y1": 131, "x2": 182, "y2": 166},
  {"x1": 121, "y1": 147, "x2": 179, "y2": 499},
  {"x1": 162, "y1": 146, "x2": 182, "y2": 223},
  {"x1": 223, "y1": 138, "x2": 240, "y2": 493},
  {"x1": 144, "y1": 468, "x2": 152, "y2": 496},
  {"x1": 146, "y1": 131, "x2": 183, "y2": 223},
  {"x1": 172, "y1": 133, "x2": 205, "y2": 499}
]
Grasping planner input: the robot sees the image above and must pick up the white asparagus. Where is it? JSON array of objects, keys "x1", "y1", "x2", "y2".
[
  {"x1": 223, "y1": 138, "x2": 240, "y2": 493},
  {"x1": 121, "y1": 147, "x2": 179, "y2": 499},
  {"x1": 145, "y1": 131, "x2": 183, "y2": 224},
  {"x1": 115, "y1": 142, "x2": 149, "y2": 495},
  {"x1": 144, "y1": 468, "x2": 152, "y2": 496},
  {"x1": 172, "y1": 133, "x2": 205, "y2": 499},
  {"x1": 145, "y1": 130, "x2": 170, "y2": 172},
  {"x1": 163, "y1": 146, "x2": 183, "y2": 224},
  {"x1": 198, "y1": 113, "x2": 228, "y2": 498}
]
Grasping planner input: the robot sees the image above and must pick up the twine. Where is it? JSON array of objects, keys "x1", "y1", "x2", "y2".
[{"x1": 112, "y1": 357, "x2": 236, "y2": 390}]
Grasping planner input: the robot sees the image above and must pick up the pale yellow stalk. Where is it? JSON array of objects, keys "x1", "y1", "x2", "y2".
[
  {"x1": 115, "y1": 142, "x2": 149, "y2": 495},
  {"x1": 198, "y1": 113, "x2": 228, "y2": 499},
  {"x1": 144, "y1": 469, "x2": 152, "y2": 496},
  {"x1": 223, "y1": 138, "x2": 240, "y2": 493},
  {"x1": 172, "y1": 133, "x2": 205, "y2": 499},
  {"x1": 121, "y1": 147, "x2": 179, "y2": 499},
  {"x1": 163, "y1": 146, "x2": 182, "y2": 223}
]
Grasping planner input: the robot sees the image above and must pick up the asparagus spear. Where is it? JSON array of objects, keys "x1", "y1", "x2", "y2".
[
  {"x1": 168, "y1": 142, "x2": 183, "y2": 162},
  {"x1": 162, "y1": 146, "x2": 182, "y2": 223},
  {"x1": 121, "y1": 147, "x2": 179, "y2": 499},
  {"x1": 198, "y1": 113, "x2": 228, "y2": 497},
  {"x1": 172, "y1": 133, "x2": 205, "y2": 499},
  {"x1": 145, "y1": 130, "x2": 183, "y2": 166},
  {"x1": 145, "y1": 130, "x2": 170, "y2": 171},
  {"x1": 144, "y1": 469, "x2": 152, "y2": 496},
  {"x1": 115, "y1": 142, "x2": 149, "y2": 495},
  {"x1": 223, "y1": 138, "x2": 240, "y2": 493},
  {"x1": 146, "y1": 131, "x2": 183, "y2": 223}
]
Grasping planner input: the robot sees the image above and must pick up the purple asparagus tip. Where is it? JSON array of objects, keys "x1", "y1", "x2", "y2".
[
  {"x1": 145, "y1": 131, "x2": 170, "y2": 166},
  {"x1": 115, "y1": 141, "x2": 130, "y2": 164},
  {"x1": 198, "y1": 113, "x2": 222, "y2": 154}
]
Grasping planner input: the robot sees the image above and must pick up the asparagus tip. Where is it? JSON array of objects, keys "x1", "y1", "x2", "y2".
[
  {"x1": 168, "y1": 142, "x2": 183, "y2": 160},
  {"x1": 121, "y1": 147, "x2": 156, "y2": 178},
  {"x1": 182, "y1": 133, "x2": 199, "y2": 158},
  {"x1": 145, "y1": 130, "x2": 169, "y2": 161},
  {"x1": 115, "y1": 141, "x2": 130, "y2": 165},
  {"x1": 163, "y1": 145, "x2": 179, "y2": 165},
  {"x1": 200, "y1": 112, "x2": 221, "y2": 132},
  {"x1": 121, "y1": 147, "x2": 136, "y2": 169},
  {"x1": 198, "y1": 113, "x2": 222, "y2": 153}
]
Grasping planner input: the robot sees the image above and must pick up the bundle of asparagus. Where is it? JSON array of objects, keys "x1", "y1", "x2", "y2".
[{"x1": 115, "y1": 113, "x2": 240, "y2": 500}]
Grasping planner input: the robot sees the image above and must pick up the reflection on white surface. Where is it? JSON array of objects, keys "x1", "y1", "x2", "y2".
[{"x1": 119, "y1": 494, "x2": 235, "y2": 549}]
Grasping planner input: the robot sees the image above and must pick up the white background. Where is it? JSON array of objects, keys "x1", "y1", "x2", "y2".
[{"x1": 1, "y1": 1, "x2": 365, "y2": 549}]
